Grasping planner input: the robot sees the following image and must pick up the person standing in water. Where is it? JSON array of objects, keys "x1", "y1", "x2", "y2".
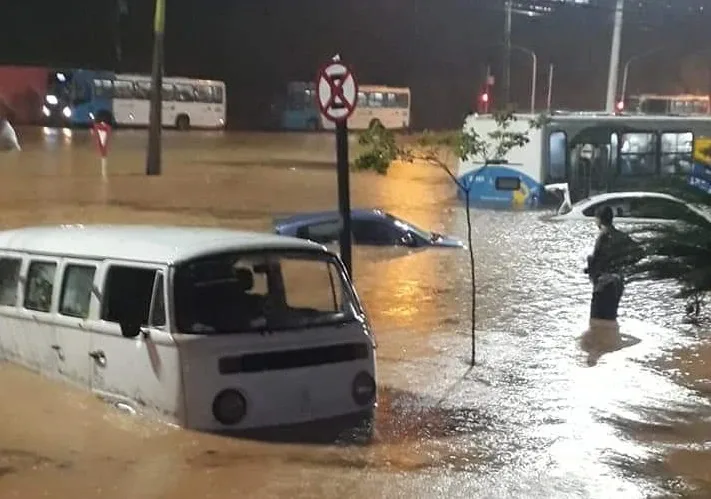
[{"x1": 585, "y1": 205, "x2": 637, "y2": 321}]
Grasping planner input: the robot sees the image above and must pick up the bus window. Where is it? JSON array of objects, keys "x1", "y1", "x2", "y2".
[
  {"x1": 72, "y1": 79, "x2": 91, "y2": 104},
  {"x1": 547, "y1": 131, "x2": 567, "y2": 181},
  {"x1": 113, "y1": 80, "x2": 135, "y2": 99},
  {"x1": 93, "y1": 79, "x2": 112, "y2": 99},
  {"x1": 357, "y1": 92, "x2": 367, "y2": 107},
  {"x1": 384, "y1": 93, "x2": 397, "y2": 108},
  {"x1": 641, "y1": 99, "x2": 668, "y2": 114},
  {"x1": 211, "y1": 85, "x2": 223, "y2": 104},
  {"x1": 661, "y1": 132, "x2": 693, "y2": 175},
  {"x1": 175, "y1": 84, "x2": 195, "y2": 102},
  {"x1": 194, "y1": 85, "x2": 212, "y2": 103},
  {"x1": 395, "y1": 93, "x2": 409, "y2": 108},
  {"x1": 161, "y1": 84, "x2": 175, "y2": 101},
  {"x1": 134, "y1": 81, "x2": 151, "y2": 100},
  {"x1": 286, "y1": 87, "x2": 305, "y2": 110},
  {"x1": 620, "y1": 132, "x2": 657, "y2": 176},
  {"x1": 368, "y1": 92, "x2": 384, "y2": 107}
]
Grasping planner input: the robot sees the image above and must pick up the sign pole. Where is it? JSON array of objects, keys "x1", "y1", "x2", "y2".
[
  {"x1": 335, "y1": 120, "x2": 352, "y2": 278},
  {"x1": 316, "y1": 55, "x2": 358, "y2": 280},
  {"x1": 92, "y1": 121, "x2": 112, "y2": 182},
  {"x1": 146, "y1": 0, "x2": 165, "y2": 176}
]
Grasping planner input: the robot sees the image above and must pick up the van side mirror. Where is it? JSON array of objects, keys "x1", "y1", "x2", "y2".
[{"x1": 120, "y1": 321, "x2": 141, "y2": 338}]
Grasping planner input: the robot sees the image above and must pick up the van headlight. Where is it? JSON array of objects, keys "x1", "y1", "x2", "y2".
[
  {"x1": 42, "y1": 105, "x2": 50, "y2": 117},
  {"x1": 212, "y1": 389, "x2": 247, "y2": 425},
  {"x1": 62, "y1": 107, "x2": 72, "y2": 118},
  {"x1": 351, "y1": 371, "x2": 376, "y2": 406},
  {"x1": 46, "y1": 95, "x2": 58, "y2": 105}
]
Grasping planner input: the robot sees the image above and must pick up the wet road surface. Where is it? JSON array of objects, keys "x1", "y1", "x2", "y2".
[{"x1": 0, "y1": 128, "x2": 710, "y2": 498}]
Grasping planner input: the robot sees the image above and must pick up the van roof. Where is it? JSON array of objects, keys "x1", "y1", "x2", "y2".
[{"x1": 0, "y1": 225, "x2": 325, "y2": 265}]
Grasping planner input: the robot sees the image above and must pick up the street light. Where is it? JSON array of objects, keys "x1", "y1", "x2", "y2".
[
  {"x1": 511, "y1": 45, "x2": 537, "y2": 114},
  {"x1": 619, "y1": 48, "x2": 664, "y2": 105},
  {"x1": 146, "y1": 0, "x2": 166, "y2": 176},
  {"x1": 604, "y1": 0, "x2": 624, "y2": 112}
]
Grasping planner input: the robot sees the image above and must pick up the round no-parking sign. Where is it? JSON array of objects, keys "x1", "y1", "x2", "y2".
[{"x1": 316, "y1": 60, "x2": 358, "y2": 123}]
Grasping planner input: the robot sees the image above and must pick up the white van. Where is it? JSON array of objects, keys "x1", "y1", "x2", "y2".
[{"x1": 0, "y1": 225, "x2": 377, "y2": 430}]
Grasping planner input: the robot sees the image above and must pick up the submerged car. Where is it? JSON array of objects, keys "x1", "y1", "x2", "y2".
[
  {"x1": 546, "y1": 187, "x2": 710, "y2": 225},
  {"x1": 274, "y1": 209, "x2": 465, "y2": 248}
]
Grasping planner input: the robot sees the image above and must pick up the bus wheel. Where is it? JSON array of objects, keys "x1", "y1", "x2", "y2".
[{"x1": 176, "y1": 114, "x2": 191, "y2": 131}]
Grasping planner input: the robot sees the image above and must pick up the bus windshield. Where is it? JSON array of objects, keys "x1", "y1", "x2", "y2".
[{"x1": 174, "y1": 250, "x2": 357, "y2": 334}]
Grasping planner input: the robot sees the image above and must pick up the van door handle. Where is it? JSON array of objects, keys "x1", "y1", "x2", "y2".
[{"x1": 89, "y1": 350, "x2": 106, "y2": 367}]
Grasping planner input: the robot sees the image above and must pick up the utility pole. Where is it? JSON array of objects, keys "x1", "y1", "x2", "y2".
[
  {"x1": 605, "y1": 0, "x2": 624, "y2": 112},
  {"x1": 146, "y1": 0, "x2": 165, "y2": 176},
  {"x1": 503, "y1": 0, "x2": 513, "y2": 107}
]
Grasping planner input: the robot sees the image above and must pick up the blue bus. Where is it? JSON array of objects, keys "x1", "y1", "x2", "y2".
[
  {"x1": 42, "y1": 69, "x2": 115, "y2": 127},
  {"x1": 42, "y1": 68, "x2": 227, "y2": 130},
  {"x1": 280, "y1": 81, "x2": 321, "y2": 130}
]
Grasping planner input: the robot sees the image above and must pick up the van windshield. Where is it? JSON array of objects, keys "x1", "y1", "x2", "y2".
[{"x1": 174, "y1": 250, "x2": 357, "y2": 334}]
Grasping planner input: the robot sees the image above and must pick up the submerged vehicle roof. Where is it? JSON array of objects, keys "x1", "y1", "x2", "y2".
[
  {"x1": 0, "y1": 224, "x2": 324, "y2": 265},
  {"x1": 274, "y1": 209, "x2": 389, "y2": 227}
]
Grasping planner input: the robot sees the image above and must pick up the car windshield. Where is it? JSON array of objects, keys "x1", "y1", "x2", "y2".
[
  {"x1": 384, "y1": 213, "x2": 436, "y2": 240},
  {"x1": 174, "y1": 250, "x2": 358, "y2": 334}
]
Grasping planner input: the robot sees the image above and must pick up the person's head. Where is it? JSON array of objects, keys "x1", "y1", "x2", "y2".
[{"x1": 596, "y1": 205, "x2": 614, "y2": 229}]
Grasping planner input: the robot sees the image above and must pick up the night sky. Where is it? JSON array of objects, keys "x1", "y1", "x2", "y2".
[{"x1": 2, "y1": 0, "x2": 709, "y2": 129}]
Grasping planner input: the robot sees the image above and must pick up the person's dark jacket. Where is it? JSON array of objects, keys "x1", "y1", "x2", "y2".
[{"x1": 586, "y1": 226, "x2": 639, "y2": 289}]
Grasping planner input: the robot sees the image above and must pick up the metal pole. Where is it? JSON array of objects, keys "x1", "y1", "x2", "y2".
[
  {"x1": 503, "y1": 0, "x2": 512, "y2": 107},
  {"x1": 620, "y1": 59, "x2": 631, "y2": 104},
  {"x1": 605, "y1": 0, "x2": 625, "y2": 112},
  {"x1": 146, "y1": 0, "x2": 165, "y2": 176},
  {"x1": 546, "y1": 63, "x2": 554, "y2": 111},
  {"x1": 336, "y1": 120, "x2": 352, "y2": 278},
  {"x1": 530, "y1": 51, "x2": 537, "y2": 114}
]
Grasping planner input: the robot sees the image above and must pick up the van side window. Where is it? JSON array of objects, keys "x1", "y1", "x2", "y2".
[
  {"x1": 102, "y1": 266, "x2": 157, "y2": 326},
  {"x1": 24, "y1": 261, "x2": 57, "y2": 312},
  {"x1": 59, "y1": 265, "x2": 96, "y2": 319},
  {"x1": 149, "y1": 273, "x2": 166, "y2": 327},
  {"x1": 0, "y1": 257, "x2": 22, "y2": 306}
]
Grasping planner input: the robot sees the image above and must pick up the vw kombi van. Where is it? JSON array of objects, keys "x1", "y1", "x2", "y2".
[{"x1": 0, "y1": 225, "x2": 377, "y2": 430}]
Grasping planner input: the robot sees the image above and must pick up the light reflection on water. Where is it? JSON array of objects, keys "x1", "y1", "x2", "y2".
[{"x1": 0, "y1": 129, "x2": 710, "y2": 498}]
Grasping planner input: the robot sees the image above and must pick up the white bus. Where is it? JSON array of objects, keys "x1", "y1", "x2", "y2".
[
  {"x1": 107, "y1": 74, "x2": 227, "y2": 130},
  {"x1": 0, "y1": 225, "x2": 377, "y2": 431},
  {"x1": 321, "y1": 85, "x2": 411, "y2": 131},
  {"x1": 624, "y1": 94, "x2": 710, "y2": 116}
]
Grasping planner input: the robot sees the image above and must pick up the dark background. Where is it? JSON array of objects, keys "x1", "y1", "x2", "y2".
[{"x1": 1, "y1": 0, "x2": 709, "y2": 129}]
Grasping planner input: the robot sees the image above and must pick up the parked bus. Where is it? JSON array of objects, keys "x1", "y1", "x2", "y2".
[
  {"x1": 42, "y1": 69, "x2": 226, "y2": 130},
  {"x1": 624, "y1": 94, "x2": 710, "y2": 116},
  {"x1": 280, "y1": 81, "x2": 411, "y2": 131},
  {"x1": 0, "y1": 225, "x2": 377, "y2": 431},
  {"x1": 456, "y1": 112, "x2": 711, "y2": 209}
]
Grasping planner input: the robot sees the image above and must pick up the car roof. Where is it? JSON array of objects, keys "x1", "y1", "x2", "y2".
[
  {"x1": 573, "y1": 191, "x2": 684, "y2": 209},
  {"x1": 274, "y1": 209, "x2": 388, "y2": 227},
  {"x1": 0, "y1": 224, "x2": 324, "y2": 265}
]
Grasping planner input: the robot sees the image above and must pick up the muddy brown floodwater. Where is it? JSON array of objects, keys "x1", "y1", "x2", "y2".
[{"x1": 1, "y1": 127, "x2": 711, "y2": 498}]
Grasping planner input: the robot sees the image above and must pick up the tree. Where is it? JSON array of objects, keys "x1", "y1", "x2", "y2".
[
  {"x1": 354, "y1": 110, "x2": 545, "y2": 365},
  {"x1": 613, "y1": 177, "x2": 711, "y2": 324}
]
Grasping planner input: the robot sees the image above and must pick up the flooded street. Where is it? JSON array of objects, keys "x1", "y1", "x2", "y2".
[{"x1": 1, "y1": 127, "x2": 711, "y2": 498}]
